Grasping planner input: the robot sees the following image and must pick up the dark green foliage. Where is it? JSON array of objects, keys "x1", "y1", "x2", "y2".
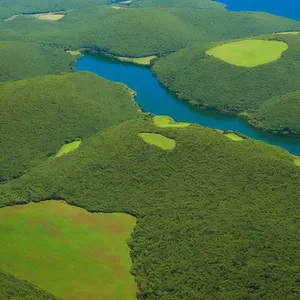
[
  {"x1": 0, "y1": 0, "x2": 108, "y2": 19},
  {"x1": 0, "y1": 72, "x2": 141, "y2": 180},
  {"x1": 153, "y1": 34, "x2": 300, "y2": 131},
  {"x1": 1, "y1": 7, "x2": 300, "y2": 56},
  {"x1": 0, "y1": 41, "x2": 75, "y2": 82},
  {"x1": 247, "y1": 90, "x2": 300, "y2": 136},
  {"x1": 0, "y1": 271, "x2": 58, "y2": 300},
  {"x1": 4, "y1": 119, "x2": 300, "y2": 299},
  {"x1": 131, "y1": 0, "x2": 226, "y2": 10}
]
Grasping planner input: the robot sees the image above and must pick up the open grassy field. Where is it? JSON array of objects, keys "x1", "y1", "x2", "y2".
[
  {"x1": 55, "y1": 140, "x2": 82, "y2": 157},
  {"x1": 0, "y1": 200, "x2": 136, "y2": 299},
  {"x1": 32, "y1": 13, "x2": 65, "y2": 21},
  {"x1": 0, "y1": 72, "x2": 141, "y2": 180},
  {"x1": 117, "y1": 55, "x2": 156, "y2": 65},
  {"x1": 2, "y1": 118, "x2": 300, "y2": 299},
  {"x1": 224, "y1": 132, "x2": 244, "y2": 141},
  {"x1": 138, "y1": 133, "x2": 176, "y2": 150},
  {"x1": 0, "y1": 41, "x2": 75, "y2": 82},
  {"x1": 206, "y1": 40, "x2": 288, "y2": 67},
  {"x1": 153, "y1": 116, "x2": 190, "y2": 128}
]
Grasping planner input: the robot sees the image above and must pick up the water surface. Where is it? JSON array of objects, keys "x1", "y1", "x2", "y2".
[
  {"x1": 76, "y1": 53, "x2": 300, "y2": 155},
  {"x1": 218, "y1": 0, "x2": 300, "y2": 21}
]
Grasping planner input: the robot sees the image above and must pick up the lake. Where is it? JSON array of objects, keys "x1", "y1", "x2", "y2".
[
  {"x1": 76, "y1": 53, "x2": 300, "y2": 155},
  {"x1": 218, "y1": 0, "x2": 300, "y2": 21}
]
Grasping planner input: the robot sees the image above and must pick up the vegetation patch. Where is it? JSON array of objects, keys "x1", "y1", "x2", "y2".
[
  {"x1": 153, "y1": 115, "x2": 190, "y2": 128},
  {"x1": 139, "y1": 133, "x2": 176, "y2": 150},
  {"x1": 55, "y1": 140, "x2": 82, "y2": 157},
  {"x1": 118, "y1": 55, "x2": 156, "y2": 65},
  {"x1": 224, "y1": 132, "x2": 244, "y2": 141},
  {"x1": 206, "y1": 40, "x2": 288, "y2": 67},
  {"x1": 32, "y1": 13, "x2": 65, "y2": 21},
  {"x1": 0, "y1": 200, "x2": 136, "y2": 300},
  {"x1": 66, "y1": 50, "x2": 81, "y2": 56},
  {"x1": 294, "y1": 158, "x2": 300, "y2": 166}
]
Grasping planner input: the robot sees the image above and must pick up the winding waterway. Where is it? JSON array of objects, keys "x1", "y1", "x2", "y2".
[{"x1": 76, "y1": 53, "x2": 300, "y2": 155}]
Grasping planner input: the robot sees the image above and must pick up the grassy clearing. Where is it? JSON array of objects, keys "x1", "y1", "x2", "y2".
[
  {"x1": 66, "y1": 50, "x2": 81, "y2": 56},
  {"x1": 276, "y1": 31, "x2": 300, "y2": 35},
  {"x1": 206, "y1": 40, "x2": 288, "y2": 67},
  {"x1": 0, "y1": 201, "x2": 136, "y2": 300},
  {"x1": 139, "y1": 133, "x2": 176, "y2": 150},
  {"x1": 118, "y1": 55, "x2": 156, "y2": 65},
  {"x1": 224, "y1": 132, "x2": 244, "y2": 141},
  {"x1": 33, "y1": 13, "x2": 65, "y2": 21},
  {"x1": 294, "y1": 158, "x2": 300, "y2": 166},
  {"x1": 153, "y1": 115, "x2": 190, "y2": 128},
  {"x1": 55, "y1": 140, "x2": 81, "y2": 157}
]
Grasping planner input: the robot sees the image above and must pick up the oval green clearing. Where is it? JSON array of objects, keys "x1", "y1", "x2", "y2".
[
  {"x1": 139, "y1": 133, "x2": 176, "y2": 150},
  {"x1": 206, "y1": 40, "x2": 288, "y2": 67},
  {"x1": 224, "y1": 133, "x2": 244, "y2": 141},
  {"x1": 153, "y1": 116, "x2": 190, "y2": 128},
  {"x1": 55, "y1": 139, "x2": 81, "y2": 157}
]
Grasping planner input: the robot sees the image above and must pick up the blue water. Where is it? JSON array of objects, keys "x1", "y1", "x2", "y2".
[
  {"x1": 218, "y1": 0, "x2": 300, "y2": 21},
  {"x1": 76, "y1": 53, "x2": 300, "y2": 155}
]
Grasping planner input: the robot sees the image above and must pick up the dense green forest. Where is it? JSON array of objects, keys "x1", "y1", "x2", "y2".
[
  {"x1": 246, "y1": 90, "x2": 300, "y2": 136},
  {"x1": 0, "y1": 0, "x2": 108, "y2": 19},
  {"x1": 0, "y1": 272, "x2": 58, "y2": 300},
  {"x1": 1, "y1": 7, "x2": 299, "y2": 56},
  {"x1": 2, "y1": 118, "x2": 300, "y2": 299},
  {"x1": 0, "y1": 41, "x2": 75, "y2": 82},
  {"x1": 131, "y1": 0, "x2": 225, "y2": 10},
  {"x1": 0, "y1": 72, "x2": 141, "y2": 180},
  {"x1": 153, "y1": 34, "x2": 300, "y2": 133}
]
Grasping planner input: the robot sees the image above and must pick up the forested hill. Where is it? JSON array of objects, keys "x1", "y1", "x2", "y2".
[
  {"x1": 3, "y1": 118, "x2": 300, "y2": 299},
  {"x1": 1, "y1": 6, "x2": 300, "y2": 56}
]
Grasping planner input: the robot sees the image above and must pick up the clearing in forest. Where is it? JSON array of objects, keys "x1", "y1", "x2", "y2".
[
  {"x1": 0, "y1": 201, "x2": 136, "y2": 300},
  {"x1": 206, "y1": 40, "x2": 288, "y2": 67},
  {"x1": 33, "y1": 13, "x2": 65, "y2": 21},
  {"x1": 153, "y1": 116, "x2": 190, "y2": 128},
  {"x1": 139, "y1": 133, "x2": 176, "y2": 150},
  {"x1": 224, "y1": 133, "x2": 244, "y2": 141},
  {"x1": 55, "y1": 140, "x2": 82, "y2": 157}
]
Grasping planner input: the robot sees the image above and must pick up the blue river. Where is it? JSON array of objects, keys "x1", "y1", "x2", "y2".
[{"x1": 76, "y1": 53, "x2": 300, "y2": 155}]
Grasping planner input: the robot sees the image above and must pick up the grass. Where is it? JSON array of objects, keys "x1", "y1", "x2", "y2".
[
  {"x1": 138, "y1": 133, "x2": 176, "y2": 150},
  {"x1": 33, "y1": 13, "x2": 65, "y2": 21},
  {"x1": 66, "y1": 50, "x2": 81, "y2": 56},
  {"x1": 294, "y1": 158, "x2": 300, "y2": 166},
  {"x1": 117, "y1": 55, "x2": 156, "y2": 65},
  {"x1": 224, "y1": 133, "x2": 244, "y2": 141},
  {"x1": 153, "y1": 115, "x2": 190, "y2": 128},
  {"x1": 55, "y1": 140, "x2": 82, "y2": 157},
  {"x1": 0, "y1": 200, "x2": 136, "y2": 300},
  {"x1": 206, "y1": 39, "x2": 288, "y2": 67}
]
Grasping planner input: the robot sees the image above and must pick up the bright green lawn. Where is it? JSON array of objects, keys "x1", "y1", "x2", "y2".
[
  {"x1": 224, "y1": 133, "x2": 244, "y2": 141},
  {"x1": 294, "y1": 157, "x2": 300, "y2": 166},
  {"x1": 206, "y1": 40, "x2": 288, "y2": 67},
  {"x1": 55, "y1": 140, "x2": 82, "y2": 157},
  {"x1": 0, "y1": 201, "x2": 136, "y2": 300},
  {"x1": 153, "y1": 116, "x2": 190, "y2": 128},
  {"x1": 139, "y1": 133, "x2": 176, "y2": 150}
]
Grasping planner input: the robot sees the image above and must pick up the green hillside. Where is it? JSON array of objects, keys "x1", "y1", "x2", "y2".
[
  {"x1": 131, "y1": 0, "x2": 226, "y2": 10},
  {"x1": 0, "y1": 41, "x2": 75, "y2": 82},
  {"x1": 0, "y1": 0, "x2": 108, "y2": 19},
  {"x1": 247, "y1": 90, "x2": 300, "y2": 136},
  {"x1": 3, "y1": 118, "x2": 300, "y2": 299},
  {"x1": 1, "y1": 7, "x2": 300, "y2": 56},
  {"x1": 0, "y1": 72, "x2": 141, "y2": 181},
  {"x1": 0, "y1": 271, "x2": 58, "y2": 300},
  {"x1": 153, "y1": 34, "x2": 300, "y2": 131}
]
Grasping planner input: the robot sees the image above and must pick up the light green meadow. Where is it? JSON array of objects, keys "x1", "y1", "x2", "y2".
[
  {"x1": 139, "y1": 133, "x2": 176, "y2": 150},
  {"x1": 153, "y1": 116, "x2": 190, "y2": 128},
  {"x1": 294, "y1": 157, "x2": 300, "y2": 166},
  {"x1": 224, "y1": 133, "x2": 244, "y2": 141},
  {"x1": 206, "y1": 40, "x2": 288, "y2": 67},
  {"x1": 0, "y1": 201, "x2": 137, "y2": 300},
  {"x1": 56, "y1": 140, "x2": 81, "y2": 157}
]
